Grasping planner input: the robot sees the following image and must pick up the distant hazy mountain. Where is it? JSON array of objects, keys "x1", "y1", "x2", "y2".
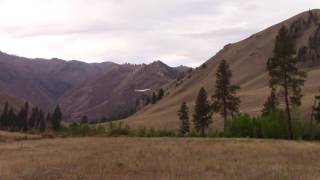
[
  {"x1": 60, "y1": 61, "x2": 183, "y2": 120},
  {"x1": 0, "y1": 52, "x2": 186, "y2": 120}
]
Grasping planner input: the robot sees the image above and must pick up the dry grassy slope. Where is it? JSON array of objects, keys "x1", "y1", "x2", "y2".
[
  {"x1": 0, "y1": 92, "x2": 26, "y2": 111},
  {"x1": 60, "y1": 61, "x2": 182, "y2": 120},
  {"x1": 123, "y1": 10, "x2": 320, "y2": 129}
]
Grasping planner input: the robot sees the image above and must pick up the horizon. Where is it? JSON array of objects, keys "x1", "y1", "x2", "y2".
[{"x1": 0, "y1": 1, "x2": 319, "y2": 67}]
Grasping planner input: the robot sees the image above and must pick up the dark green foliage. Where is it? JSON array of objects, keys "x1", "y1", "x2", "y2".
[
  {"x1": 225, "y1": 109, "x2": 303, "y2": 139},
  {"x1": 193, "y1": 88, "x2": 212, "y2": 136},
  {"x1": 81, "y1": 115, "x2": 88, "y2": 124},
  {"x1": 201, "y1": 63, "x2": 207, "y2": 69},
  {"x1": 38, "y1": 110, "x2": 46, "y2": 133},
  {"x1": 7, "y1": 108, "x2": 17, "y2": 131},
  {"x1": 259, "y1": 110, "x2": 289, "y2": 139},
  {"x1": 0, "y1": 102, "x2": 9, "y2": 129},
  {"x1": 51, "y1": 105, "x2": 62, "y2": 131},
  {"x1": 212, "y1": 60, "x2": 240, "y2": 130},
  {"x1": 18, "y1": 101, "x2": 29, "y2": 132},
  {"x1": 314, "y1": 95, "x2": 320, "y2": 124},
  {"x1": 151, "y1": 92, "x2": 157, "y2": 104},
  {"x1": 267, "y1": 26, "x2": 306, "y2": 139},
  {"x1": 261, "y1": 88, "x2": 279, "y2": 116},
  {"x1": 224, "y1": 114, "x2": 256, "y2": 138},
  {"x1": 158, "y1": 88, "x2": 165, "y2": 100},
  {"x1": 106, "y1": 122, "x2": 131, "y2": 136},
  {"x1": 178, "y1": 102, "x2": 189, "y2": 136}
]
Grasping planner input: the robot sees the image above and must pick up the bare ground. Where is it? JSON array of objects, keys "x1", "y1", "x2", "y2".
[{"x1": 0, "y1": 137, "x2": 320, "y2": 180}]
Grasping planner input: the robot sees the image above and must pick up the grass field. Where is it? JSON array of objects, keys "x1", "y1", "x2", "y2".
[{"x1": 0, "y1": 137, "x2": 320, "y2": 180}]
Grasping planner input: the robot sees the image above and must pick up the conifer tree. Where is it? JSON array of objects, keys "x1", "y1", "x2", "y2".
[
  {"x1": 29, "y1": 107, "x2": 39, "y2": 129},
  {"x1": 151, "y1": 92, "x2": 157, "y2": 104},
  {"x1": 193, "y1": 88, "x2": 212, "y2": 137},
  {"x1": 0, "y1": 102, "x2": 9, "y2": 129},
  {"x1": 7, "y1": 108, "x2": 17, "y2": 131},
  {"x1": 212, "y1": 60, "x2": 240, "y2": 131},
  {"x1": 51, "y1": 105, "x2": 62, "y2": 131},
  {"x1": 262, "y1": 88, "x2": 279, "y2": 116},
  {"x1": 267, "y1": 26, "x2": 306, "y2": 139},
  {"x1": 178, "y1": 102, "x2": 189, "y2": 136},
  {"x1": 19, "y1": 102, "x2": 29, "y2": 132},
  {"x1": 314, "y1": 94, "x2": 320, "y2": 124},
  {"x1": 81, "y1": 115, "x2": 88, "y2": 124},
  {"x1": 38, "y1": 110, "x2": 46, "y2": 132},
  {"x1": 158, "y1": 88, "x2": 165, "y2": 100}
]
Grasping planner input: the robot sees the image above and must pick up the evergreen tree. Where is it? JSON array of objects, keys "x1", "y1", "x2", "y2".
[
  {"x1": 0, "y1": 102, "x2": 9, "y2": 129},
  {"x1": 151, "y1": 92, "x2": 157, "y2": 104},
  {"x1": 158, "y1": 88, "x2": 165, "y2": 100},
  {"x1": 38, "y1": 110, "x2": 46, "y2": 132},
  {"x1": 18, "y1": 102, "x2": 29, "y2": 132},
  {"x1": 81, "y1": 115, "x2": 88, "y2": 124},
  {"x1": 193, "y1": 88, "x2": 212, "y2": 137},
  {"x1": 262, "y1": 88, "x2": 279, "y2": 116},
  {"x1": 7, "y1": 108, "x2": 17, "y2": 131},
  {"x1": 178, "y1": 102, "x2": 189, "y2": 136},
  {"x1": 314, "y1": 94, "x2": 320, "y2": 124},
  {"x1": 267, "y1": 26, "x2": 306, "y2": 139},
  {"x1": 212, "y1": 60, "x2": 240, "y2": 131},
  {"x1": 51, "y1": 105, "x2": 62, "y2": 131},
  {"x1": 29, "y1": 107, "x2": 39, "y2": 129},
  {"x1": 145, "y1": 96, "x2": 150, "y2": 105}
]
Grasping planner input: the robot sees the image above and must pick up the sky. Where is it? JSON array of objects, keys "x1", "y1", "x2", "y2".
[{"x1": 0, "y1": 0, "x2": 319, "y2": 67}]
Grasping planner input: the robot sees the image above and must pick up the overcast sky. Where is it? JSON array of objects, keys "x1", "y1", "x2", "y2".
[{"x1": 0, "y1": 0, "x2": 319, "y2": 67}]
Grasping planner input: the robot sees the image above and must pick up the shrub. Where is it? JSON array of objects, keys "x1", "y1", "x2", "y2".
[{"x1": 224, "y1": 113, "x2": 256, "y2": 138}]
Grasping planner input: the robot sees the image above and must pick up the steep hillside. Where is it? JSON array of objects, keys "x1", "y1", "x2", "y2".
[
  {"x1": 0, "y1": 51, "x2": 184, "y2": 120},
  {"x1": 0, "y1": 53, "x2": 114, "y2": 110},
  {"x1": 60, "y1": 61, "x2": 182, "y2": 120},
  {"x1": 123, "y1": 9, "x2": 320, "y2": 129}
]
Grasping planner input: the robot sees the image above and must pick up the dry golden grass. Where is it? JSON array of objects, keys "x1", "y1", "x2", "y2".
[
  {"x1": 0, "y1": 131, "x2": 41, "y2": 143},
  {"x1": 0, "y1": 138, "x2": 320, "y2": 180}
]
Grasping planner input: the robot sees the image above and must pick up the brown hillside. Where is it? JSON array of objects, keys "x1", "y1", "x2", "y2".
[
  {"x1": 60, "y1": 61, "x2": 182, "y2": 120},
  {"x1": 123, "y1": 9, "x2": 320, "y2": 129}
]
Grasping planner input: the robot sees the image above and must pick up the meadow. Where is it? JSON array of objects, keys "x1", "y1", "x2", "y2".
[{"x1": 1, "y1": 136, "x2": 320, "y2": 180}]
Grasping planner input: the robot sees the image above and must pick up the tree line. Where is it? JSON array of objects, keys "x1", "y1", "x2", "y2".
[
  {"x1": 0, "y1": 102, "x2": 62, "y2": 133},
  {"x1": 178, "y1": 25, "x2": 320, "y2": 139}
]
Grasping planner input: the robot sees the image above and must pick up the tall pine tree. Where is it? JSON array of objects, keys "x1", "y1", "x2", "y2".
[
  {"x1": 193, "y1": 88, "x2": 212, "y2": 137},
  {"x1": 178, "y1": 102, "x2": 189, "y2": 136},
  {"x1": 158, "y1": 88, "x2": 165, "y2": 100},
  {"x1": 51, "y1": 105, "x2": 62, "y2": 131},
  {"x1": 151, "y1": 92, "x2": 157, "y2": 104},
  {"x1": 212, "y1": 59, "x2": 240, "y2": 131},
  {"x1": 267, "y1": 26, "x2": 306, "y2": 139},
  {"x1": 0, "y1": 102, "x2": 9, "y2": 129},
  {"x1": 38, "y1": 110, "x2": 46, "y2": 132},
  {"x1": 314, "y1": 94, "x2": 320, "y2": 124},
  {"x1": 261, "y1": 88, "x2": 279, "y2": 116}
]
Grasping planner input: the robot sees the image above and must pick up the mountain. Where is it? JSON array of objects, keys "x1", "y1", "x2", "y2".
[
  {"x1": 0, "y1": 52, "x2": 184, "y2": 120},
  {"x1": 0, "y1": 52, "x2": 115, "y2": 110},
  {"x1": 60, "y1": 61, "x2": 182, "y2": 120},
  {"x1": 123, "y1": 9, "x2": 320, "y2": 129}
]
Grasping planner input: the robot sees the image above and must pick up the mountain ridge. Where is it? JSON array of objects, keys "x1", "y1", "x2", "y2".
[{"x1": 122, "y1": 9, "x2": 320, "y2": 129}]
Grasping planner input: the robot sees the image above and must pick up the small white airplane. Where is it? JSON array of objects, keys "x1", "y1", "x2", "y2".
[{"x1": 135, "y1": 89, "x2": 151, "y2": 92}]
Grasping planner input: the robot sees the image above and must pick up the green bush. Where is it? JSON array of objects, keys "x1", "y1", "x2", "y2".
[
  {"x1": 259, "y1": 109, "x2": 303, "y2": 139},
  {"x1": 225, "y1": 113, "x2": 256, "y2": 138},
  {"x1": 156, "y1": 128, "x2": 176, "y2": 137},
  {"x1": 106, "y1": 122, "x2": 132, "y2": 136}
]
